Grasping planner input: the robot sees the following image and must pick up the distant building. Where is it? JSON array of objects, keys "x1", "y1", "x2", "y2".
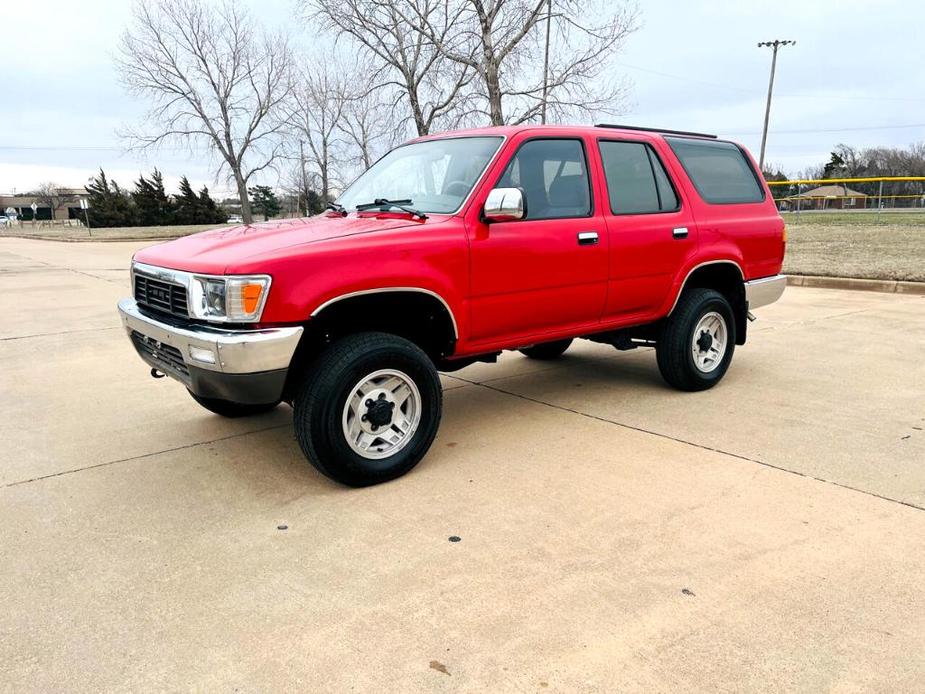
[
  {"x1": 790, "y1": 184, "x2": 868, "y2": 210},
  {"x1": 0, "y1": 188, "x2": 89, "y2": 221}
]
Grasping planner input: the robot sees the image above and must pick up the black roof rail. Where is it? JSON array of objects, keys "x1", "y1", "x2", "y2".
[{"x1": 594, "y1": 123, "x2": 718, "y2": 139}]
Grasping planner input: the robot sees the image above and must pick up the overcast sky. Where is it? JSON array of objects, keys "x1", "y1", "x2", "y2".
[{"x1": 2, "y1": 0, "x2": 923, "y2": 196}]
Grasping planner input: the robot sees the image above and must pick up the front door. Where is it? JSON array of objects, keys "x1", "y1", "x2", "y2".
[{"x1": 467, "y1": 137, "x2": 608, "y2": 344}]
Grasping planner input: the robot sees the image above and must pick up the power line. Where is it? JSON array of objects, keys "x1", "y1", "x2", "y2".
[
  {"x1": 724, "y1": 123, "x2": 925, "y2": 136},
  {"x1": 615, "y1": 61, "x2": 925, "y2": 103},
  {"x1": 0, "y1": 144, "x2": 197, "y2": 152},
  {"x1": 3, "y1": 121, "x2": 924, "y2": 154}
]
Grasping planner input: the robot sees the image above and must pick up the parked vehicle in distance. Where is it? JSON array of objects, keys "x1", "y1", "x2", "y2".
[
  {"x1": 0, "y1": 215, "x2": 8, "y2": 227},
  {"x1": 118, "y1": 124, "x2": 786, "y2": 486},
  {"x1": 226, "y1": 214, "x2": 244, "y2": 224}
]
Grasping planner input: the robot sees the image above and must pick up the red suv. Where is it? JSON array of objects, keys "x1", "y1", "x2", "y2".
[{"x1": 118, "y1": 124, "x2": 786, "y2": 486}]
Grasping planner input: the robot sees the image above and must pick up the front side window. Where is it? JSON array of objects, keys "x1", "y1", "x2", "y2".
[
  {"x1": 666, "y1": 137, "x2": 765, "y2": 204},
  {"x1": 497, "y1": 139, "x2": 591, "y2": 220},
  {"x1": 338, "y1": 136, "x2": 502, "y2": 214},
  {"x1": 598, "y1": 141, "x2": 680, "y2": 215}
]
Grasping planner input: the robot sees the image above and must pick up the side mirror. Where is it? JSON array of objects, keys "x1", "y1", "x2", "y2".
[{"x1": 483, "y1": 187, "x2": 525, "y2": 222}]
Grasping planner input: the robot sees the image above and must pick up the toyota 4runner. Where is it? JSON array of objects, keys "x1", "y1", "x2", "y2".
[{"x1": 118, "y1": 124, "x2": 786, "y2": 486}]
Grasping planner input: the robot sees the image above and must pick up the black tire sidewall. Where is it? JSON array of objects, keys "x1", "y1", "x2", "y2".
[
  {"x1": 657, "y1": 288, "x2": 736, "y2": 391},
  {"x1": 296, "y1": 333, "x2": 442, "y2": 486}
]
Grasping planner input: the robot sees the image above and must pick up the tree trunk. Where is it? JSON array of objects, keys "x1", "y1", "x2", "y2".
[
  {"x1": 234, "y1": 171, "x2": 253, "y2": 224},
  {"x1": 484, "y1": 63, "x2": 504, "y2": 125},
  {"x1": 407, "y1": 81, "x2": 429, "y2": 136}
]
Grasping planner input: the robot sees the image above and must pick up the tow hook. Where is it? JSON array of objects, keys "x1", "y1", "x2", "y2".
[{"x1": 150, "y1": 368, "x2": 166, "y2": 379}]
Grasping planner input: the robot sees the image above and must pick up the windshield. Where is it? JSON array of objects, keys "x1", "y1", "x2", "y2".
[{"x1": 337, "y1": 136, "x2": 503, "y2": 214}]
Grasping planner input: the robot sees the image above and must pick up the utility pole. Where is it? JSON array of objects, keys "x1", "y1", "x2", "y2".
[
  {"x1": 299, "y1": 140, "x2": 308, "y2": 216},
  {"x1": 540, "y1": 0, "x2": 552, "y2": 124},
  {"x1": 757, "y1": 39, "x2": 795, "y2": 172}
]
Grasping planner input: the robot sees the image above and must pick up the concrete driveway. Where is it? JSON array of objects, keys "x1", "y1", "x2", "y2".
[{"x1": 1, "y1": 237, "x2": 924, "y2": 692}]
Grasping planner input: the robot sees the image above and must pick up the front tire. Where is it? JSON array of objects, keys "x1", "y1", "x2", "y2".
[
  {"x1": 188, "y1": 391, "x2": 280, "y2": 418},
  {"x1": 293, "y1": 332, "x2": 442, "y2": 487},
  {"x1": 656, "y1": 288, "x2": 735, "y2": 391},
  {"x1": 519, "y1": 338, "x2": 573, "y2": 360}
]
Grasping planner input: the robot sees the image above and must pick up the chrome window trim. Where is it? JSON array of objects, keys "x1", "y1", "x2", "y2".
[
  {"x1": 132, "y1": 261, "x2": 272, "y2": 323},
  {"x1": 668, "y1": 260, "x2": 745, "y2": 315},
  {"x1": 310, "y1": 287, "x2": 459, "y2": 338}
]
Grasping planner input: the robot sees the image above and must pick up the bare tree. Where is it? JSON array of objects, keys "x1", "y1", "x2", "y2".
[
  {"x1": 117, "y1": 0, "x2": 293, "y2": 224},
  {"x1": 32, "y1": 183, "x2": 70, "y2": 220},
  {"x1": 338, "y1": 76, "x2": 403, "y2": 172},
  {"x1": 286, "y1": 65, "x2": 350, "y2": 202},
  {"x1": 414, "y1": 0, "x2": 639, "y2": 125},
  {"x1": 308, "y1": 0, "x2": 473, "y2": 136}
]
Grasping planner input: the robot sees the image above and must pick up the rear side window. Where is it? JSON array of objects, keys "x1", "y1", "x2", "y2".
[
  {"x1": 598, "y1": 141, "x2": 679, "y2": 214},
  {"x1": 497, "y1": 138, "x2": 591, "y2": 220},
  {"x1": 666, "y1": 137, "x2": 765, "y2": 204}
]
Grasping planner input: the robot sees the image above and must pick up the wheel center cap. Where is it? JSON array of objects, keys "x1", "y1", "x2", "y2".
[
  {"x1": 364, "y1": 396, "x2": 395, "y2": 427},
  {"x1": 697, "y1": 331, "x2": 713, "y2": 353}
]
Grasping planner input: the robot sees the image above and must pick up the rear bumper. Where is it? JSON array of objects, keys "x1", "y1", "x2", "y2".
[
  {"x1": 744, "y1": 274, "x2": 786, "y2": 309},
  {"x1": 117, "y1": 298, "x2": 303, "y2": 404}
]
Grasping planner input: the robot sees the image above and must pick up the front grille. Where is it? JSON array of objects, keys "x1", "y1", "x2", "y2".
[
  {"x1": 134, "y1": 272, "x2": 189, "y2": 318},
  {"x1": 130, "y1": 330, "x2": 190, "y2": 382}
]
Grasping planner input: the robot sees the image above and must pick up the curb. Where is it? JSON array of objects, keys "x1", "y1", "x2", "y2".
[{"x1": 788, "y1": 275, "x2": 925, "y2": 296}]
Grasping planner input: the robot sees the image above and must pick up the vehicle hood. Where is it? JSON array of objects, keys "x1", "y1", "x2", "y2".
[{"x1": 133, "y1": 213, "x2": 443, "y2": 274}]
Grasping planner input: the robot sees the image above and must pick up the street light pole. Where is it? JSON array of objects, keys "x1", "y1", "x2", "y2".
[
  {"x1": 540, "y1": 0, "x2": 552, "y2": 124},
  {"x1": 757, "y1": 39, "x2": 795, "y2": 172}
]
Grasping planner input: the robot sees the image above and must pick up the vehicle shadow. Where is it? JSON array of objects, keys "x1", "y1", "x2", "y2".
[{"x1": 232, "y1": 349, "x2": 666, "y2": 491}]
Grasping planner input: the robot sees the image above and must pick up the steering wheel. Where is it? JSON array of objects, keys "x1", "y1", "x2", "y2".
[{"x1": 443, "y1": 180, "x2": 469, "y2": 198}]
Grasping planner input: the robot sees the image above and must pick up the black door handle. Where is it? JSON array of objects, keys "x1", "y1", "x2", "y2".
[{"x1": 577, "y1": 231, "x2": 599, "y2": 245}]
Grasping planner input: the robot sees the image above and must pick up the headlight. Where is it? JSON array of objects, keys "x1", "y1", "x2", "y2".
[{"x1": 189, "y1": 275, "x2": 271, "y2": 322}]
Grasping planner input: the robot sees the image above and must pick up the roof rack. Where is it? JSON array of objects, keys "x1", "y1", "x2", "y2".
[{"x1": 594, "y1": 124, "x2": 718, "y2": 139}]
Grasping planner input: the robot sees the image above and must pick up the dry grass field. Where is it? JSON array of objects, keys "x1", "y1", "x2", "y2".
[{"x1": 783, "y1": 212, "x2": 925, "y2": 282}]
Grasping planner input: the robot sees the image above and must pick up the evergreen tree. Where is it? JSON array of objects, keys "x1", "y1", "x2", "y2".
[
  {"x1": 305, "y1": 189, "x2": 324, "y2": 215},
  {"x1": 173, "y1": 176, "x2": 202, "y2": 224},
  {"x1": 85, "y1": 169, "x2": 137, "y2": 227},
  {"x1": 823, "y1": 152, "x2": 847, "y2": 179},
  {"x1": 132, "y1": 169, "x2": 174, "y2": 226},
  {"x1": 198, "y1": 185, "x2": 228, "y2": 224},
  {"x1": 248, "y1": 185, "x2": 281, "y2": 221}
]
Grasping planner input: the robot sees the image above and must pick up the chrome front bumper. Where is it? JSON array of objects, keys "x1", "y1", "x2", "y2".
[
  {"x1": 744, "y1": 275, "x2": 786, "y2": 309},
  {"x1": 118, "y1": 298, "x2": 303, "y2": 374}
]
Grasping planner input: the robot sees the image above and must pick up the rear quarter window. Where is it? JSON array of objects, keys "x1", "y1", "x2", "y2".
[{"x1": 666, "y1": 137, "x2": 765, "y2": 204}]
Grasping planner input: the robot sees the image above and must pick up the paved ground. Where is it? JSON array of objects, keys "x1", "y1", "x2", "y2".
[{"x1": 1, "y1": 238, "x2": 924, "y2": 692}]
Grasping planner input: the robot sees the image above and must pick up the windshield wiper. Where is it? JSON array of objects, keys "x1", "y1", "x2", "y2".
[
  {"x1": 354, "y1": 198, "x2": 427, "y2": 220},
  {"x1": 325, "y1": 201, "x2": 346, "y2": 216}
]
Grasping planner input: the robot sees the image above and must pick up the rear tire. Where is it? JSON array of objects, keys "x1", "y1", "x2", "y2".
[
  {"x1": 188, "y1": 391, "x2": 280, "y2": 418},
  {"x1": 656, "y1": 288, "x2": 735, "y2": 391},
  {"x1": 519, "y1": 338, "x2": 573, "y2": 360},
  {"x1": 293, "y1": 332, "x2": 442, "y2": 487}
]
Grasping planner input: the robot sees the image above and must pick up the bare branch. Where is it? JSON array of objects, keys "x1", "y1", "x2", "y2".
[{"x1": 117, "y1": 0, "x2": 293, "y2": 223}]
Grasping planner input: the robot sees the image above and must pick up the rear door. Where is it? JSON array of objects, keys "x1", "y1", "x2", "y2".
[
  {"x1": 467, "y1": 136, "x2": 608, "y2": 344},
  {"x1": 598, "y1": 138, "x2": 699, "y2": 320},
  {"x1": 664, "y1": 136, "x2": 783, "y2": 280}
]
